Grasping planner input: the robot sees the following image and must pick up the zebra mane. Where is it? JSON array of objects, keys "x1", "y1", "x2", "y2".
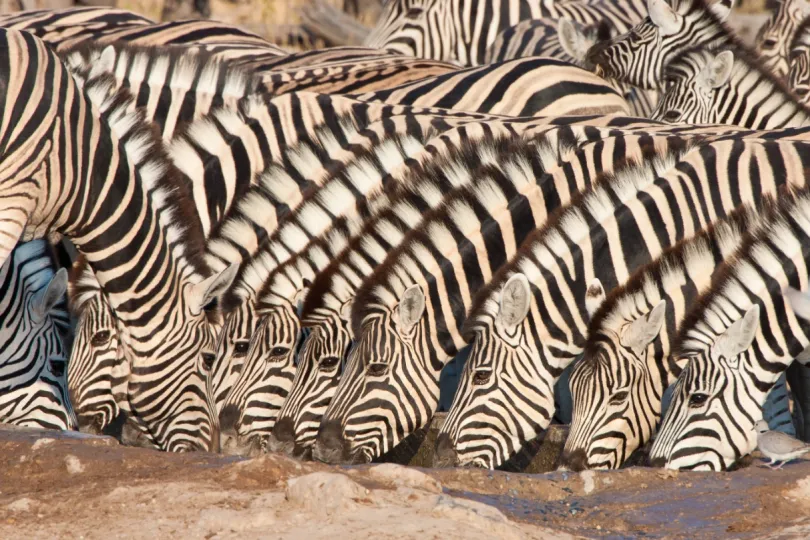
[
  {"x1": 216, "y1": 120, "x2": 430, "y2": 313},
  {"x1": 348, "y1": 131, "x2": 587, "y2": 336},
  {"x1": 81, "y1": 59, "x2": 211, "y2": 280},
  {"x1": 60, "y1": 41, "x2": 260, "y2": 99},
  {"x1": 581, "y1": 201, "x2": 769, "y2": 360},
  {"x1": 672, "y1": 186, "x2": 810, "y2": 355},
  {"x1": 68, "y1": 255, "x2": 104, "y2": 316},
  {"x1": 670, "y1": 42, "x2": 809, "y2": 112},
  {"x1": 462, "y1": 141, "x2": 695, "y2": 337},
  {"x1": 256, "y1": 220, "x2": 357, "y2": 313}
]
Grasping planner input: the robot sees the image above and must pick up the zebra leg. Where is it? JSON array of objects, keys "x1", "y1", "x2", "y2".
[
  {"x1": 762, "y1": 373, "x2": 796, "y2": 436},
  {"x1": 787, "y1": 362, "x2": 810, "y2": 441}
]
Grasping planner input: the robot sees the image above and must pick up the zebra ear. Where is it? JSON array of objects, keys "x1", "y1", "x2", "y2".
[
  {"x1": 585, "y1": 279, "x2": 606, "y2": 318},
  {"x1": 187, "y1": 264, "x2": 238, "y2": 315},
  {"x1": 711, "y1": 305, "x2": 760, "y2": 365},
  {"x1": 558, "y1": 19, "x2": 589, "y2": 63},
  {"x1": 31, "y1": 268, "x2": 68, "y2": 323},
  {"x1": 647, "y1": 0, "x2": 682, "y2": 36},
  {"x1": 708, "y1": 0, "x2": 733, "y2": 21},
  {"x1": 397, "y1": 285, "x2": 425, "y2": 332},
  {"x1": 500, "y1": 274, "x2": 531, "y2": 328},
  {"x1": 785, "y1": 287, "x2": 810, "y2": 321},
  {"x1": 700, "y1": 50, "x2": 734, "y2": 90},
  {"x1": 340, "y1": 298, "x2": 354, "y2": 322},
  {"x1": 620, "y1": 300, "x2": 667, "y2": 354},
  {"x1": 89, "y1": 45, "x2": 117, "y2": 79}
]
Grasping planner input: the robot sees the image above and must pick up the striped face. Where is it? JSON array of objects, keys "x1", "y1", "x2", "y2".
[
  {"x1": 313, "y1": 298, "x2": 441, "y2": 465},
  {"x1": 437, "y1": 306, "x2": 559, "y2": 469},
  {"x1": 563, "y1": 328, "x2": 662, "y2": 470},
  {"x1": 651, "y1": 49, "x2": 734, "y2": 124},
  {"x1": 218, "y1": 305, "x2": 299, "y2": 455},
  {"x1": 649, "y1": 306, "x2": 765, "y2": 470},
  {"x1": 269, "y1": 312, "x2": 351, "y2": 456},
  {"x1": 364, "y1": 0, "x2": 457, "y2": 62},
  {"x1": 758, "y1": 0, "x2": 810, "y2": 80},
  {"x1": 68, "y1": 294, "x2": 122, "y2": 434},
  {"x1": 0, "y1": 249, "x2": 75, "y2": 431},
  {"x1": 209, "y1": 303, "x2": 257, "y2": 413},
  {"x1": 586, "y1": 0, "x2": 732, "y2": 90},
  {"x1": 790, "y1": 26, "x2": 810, "y2": 103}
]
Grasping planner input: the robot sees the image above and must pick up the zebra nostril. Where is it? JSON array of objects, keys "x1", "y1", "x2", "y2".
[
  {"x1": 558, "y1": 449, "x2": 589, "y2": 472},
  {"x1": 49, "y1": 358, "x2": 66, "y2": 377},
  {"x1": 313, "y1": 420, "x2": 350, "y2": 463},
  {"x1": 218, "y1": 404, "x2": 240, "y2": 436},
  {"x1": 433, "y1": 433, "x2": 458, "y2": 468},
  {"x1": 273, "y1": 417, "x2": 295, "y2": 442}
]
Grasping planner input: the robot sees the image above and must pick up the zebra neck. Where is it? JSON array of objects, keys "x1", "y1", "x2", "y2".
[{"x1": 717, "y1": 65, "x2": 810, "y2": 129}]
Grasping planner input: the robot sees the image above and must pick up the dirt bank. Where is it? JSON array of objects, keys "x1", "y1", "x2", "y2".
[{"x1": 1, "y1": 425, "x2": 809, "y2": 539}]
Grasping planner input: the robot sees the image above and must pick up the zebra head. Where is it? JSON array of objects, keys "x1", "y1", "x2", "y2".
[
  {"x1": 218, "y1": 302, "x2": 300, "y2": 456},
  {"x1": 437, "y1": 274, "x2": 580, "y2": 469},
  {"x1": 364, "y1": 0, "x2": 458, "y2": 63},
  {"x1": 789, "y1": 18, "x2": 810, "y2": 103},
  {"x1": 648, "y1": 305, "x2": 764, "y2": 470},
  {"x1": 757, "y1": 0, "x2": 810, "y2": 80},
  {"x1": 1, "y1": 242, "x2": 76, "y2": 430},
  {"x1": 313, "y1": 284, "x2": 441, "y2": 464},
  {"x1": 209, "y1": 300, "x2": 258, "y2": 413},
  {"x1": 651, "y1": 47, "x2": 735, "y2": 124},
  {"x1": 561, "y1": 301, "x2": 668, "y2": 471},
  {"x1": 585, "y1": 0, "x2": 733, "y2": 90},
  {"x1": 68, "y1": 291, "x2": 121, "y2": 435},
  {"x1": 269, "y1": 305, "x2": 353, "y2": 457}
]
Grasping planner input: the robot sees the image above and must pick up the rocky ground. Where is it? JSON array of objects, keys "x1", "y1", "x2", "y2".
[{"x1": 1, "y1": 426, "x2": 810, "y2": 539}]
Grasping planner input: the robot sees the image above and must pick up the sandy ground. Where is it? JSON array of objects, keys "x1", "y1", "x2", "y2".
[{"x1": 2, "y1": 426, "x2": 810, "y2": 539}]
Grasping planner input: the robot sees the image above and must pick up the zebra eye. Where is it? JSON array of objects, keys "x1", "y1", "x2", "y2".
[
  {"x1": 609, "y1": 390, "x2": 629, "y2": 405},
  {"x1": 405, "y1": 7, "x2": 423, "y2": 18},
  {"x1": 367, "y1": 363, "x2": 388, "y2": 377},
  {"x1": 473, "y1": 370, "x2": 492, "y2": 385},
  {"x1": 762, "y1": 39, "x2": 777, "y2": 50},
  {"x1": 688, "y1": 392, "x2": 709, "y2": 408},
  {"x1": 201, "y1": 352, "x2": 215, "y2": 370},
  {"x1": 270, "y1": 347, "x2": 289, "y2": 357},
  {"x1": 319, "y1": 356, "x2": 340, "y2": 370},
  {"x1": 662, "y1": 110, "x2": 681, "y2": 123},
  {"x1": 91, "y1": 330, "x2": 111, "y2": 347},
  {"x1": 233, "y1": 341, "x2": 250, "y2": 356},
  {"x1": 49, "y1": 359, "x2": 66, "y2": 377}
]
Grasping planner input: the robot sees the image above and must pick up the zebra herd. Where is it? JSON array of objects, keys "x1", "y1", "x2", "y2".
[{"x1": 2, "y1": 0, "x2": 810, "y2": 473}]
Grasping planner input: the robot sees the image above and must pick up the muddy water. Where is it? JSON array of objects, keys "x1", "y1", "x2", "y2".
[{"x1": 2, "y1": 424, "x2": 810, "y2": 539}]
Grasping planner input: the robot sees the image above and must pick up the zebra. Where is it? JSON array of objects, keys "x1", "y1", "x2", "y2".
[
  {"x1": 586, "y1": 0, "x2": 736, "y2": 91},
  {"x1": 350, "y1": 56, "x2": 632, "y2": 116},
  {"x1": 0, "y1": 239, "x2": 76, "y2": 431},
  {"x1": 310, "y1": 132, "x2": 694, "y2": 465},
  {"x1": 652, "y1": 44, "x2": 810, "y2": 128},
  {"x1": 435, "y1": 138, "x2": 810, "y2": 470},
  {"x1": 484, "y1": 18, "x2": 659, "y2": 117},
  {"x1": 0, "y1": 6, "x2": 153, "y2": 44},
  {"x1": 560, "y1": 201, "x2": 795, "y2": 470},
  {"x1": 756, "y1": 0, "x2": 810, "y2": 80},
  {"x1": 789, "y1": 17, "x2": 810, "y2": 103},
  {"x1": 648, "y1": 188, "x2": 810, "y2": 470},
  {"x1": 61, "y1": 43, "x2": 262, "y2": 141},
  {"x1": 364, "y1": 0, "x2": 648, "y2": 66},
  {"x1": 0, "y1": 28, "x2": 237, "y2": 451},
  {"x1": 229, "y1": 128, "x2": 540, "y2": 456}
]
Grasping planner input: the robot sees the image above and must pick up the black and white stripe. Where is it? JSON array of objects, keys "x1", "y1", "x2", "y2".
[{"x1": 438, "y1": 138, "x2": 810, "y2": 470}]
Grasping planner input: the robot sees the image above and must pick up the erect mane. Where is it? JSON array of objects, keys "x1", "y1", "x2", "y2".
[
  {"x1": 461, "y1": 138, "x2": 696, "y2": 338},
  {"x1": 671, "y1": 185, "x2": 810, "y2": 356},
  {"x1": 347, "y1": 129, "x2": 594, "y2": 337},
  {"x1": 82, "y1": 61, "x2": 211, "y2": 280},
  {"x1": 61, "y1": 40, "x2": 260, "y2": 89},
  {"x1": 217, "y1": 119, "x2": 431, "y2": 313},
  {"x1": 581, "y1": 200, "x2": 774, "y2": 361}
]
